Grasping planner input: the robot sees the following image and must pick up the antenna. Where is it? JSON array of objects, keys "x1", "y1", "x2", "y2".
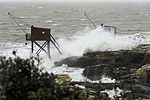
[
  {"x1": 8, "y1": 12, "x2": 62, "y2": 58},
  {"x1": 84, "y1": 12, "x2": 97, "y2": 28},
  {"x1": 8, "y1": 12, "x2": 26, "y2": 34}
]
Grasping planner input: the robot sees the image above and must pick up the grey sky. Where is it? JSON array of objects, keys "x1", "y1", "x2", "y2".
[{"x1": 0, "y1": 0, "x2": 150, "y2": 2}]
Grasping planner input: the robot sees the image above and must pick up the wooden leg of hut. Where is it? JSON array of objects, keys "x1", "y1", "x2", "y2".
[
  {"x1": 47, "y1": 41, "x2": 50, "y2": 59},
  {"x1": 31, "y1": 41, "x2": 34, "y2": 53}
]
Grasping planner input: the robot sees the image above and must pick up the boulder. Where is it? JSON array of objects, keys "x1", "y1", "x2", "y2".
[
  {"x1": 82, "y1": 50, "x2": 145, "y2": 80},
  {"x1": 57, "y1": 74, "x2": 72, "y2": 87},
  {"x1": 54, "y1": 44, "x2": 150, "y2": 84},
  {"x1": 141, "y1": 51, "x2": 150, "y2": 66},
  {"x1": 129, "y1": 85, "x2": 150, "y2": 99},
  {"x1": 83, "y1": 50, "x2": 145, "y2": 67},
  {"x1": 54, "y1": 56, "x2": 85, "y2": 67},
  {"x1": 121, "y1": 64, "x2": 150, "y2": 85},
  {"x1": 82, "y1": 64, "x2": 115, "y2": 80}
]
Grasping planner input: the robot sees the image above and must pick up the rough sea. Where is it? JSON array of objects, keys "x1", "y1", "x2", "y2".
[{"x1": 0, "y1": 1, "x2": 150, "y2": 98}]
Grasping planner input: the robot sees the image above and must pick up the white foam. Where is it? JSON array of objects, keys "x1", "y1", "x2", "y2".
[
  {"x1": 40, "y1": 27, "x2": 150, "y2": 82},
  {"x1": 75, "y1": 84, "x2": 86, "y2": 89},
  {"x1": 38, "y1": 7, "x2": 43, "y2": 9},
  {"x1": 101, "y1": 75, "x2": 116, "y2": 83},
  {"x1": 1, "y1": 26, "x2": 150, "y2": 83},
  {"x1": 20, "y1": 16, "x2": 27, "y2": 19},
  {"x1": 54, "y1": 26, "x2": 149, "y2": 59},
  {"x1": 101, "y1": 87, "x2": 123, "y2": 99},
  {"x1": 46, "y1": 20, "x2": 53, "y2": 23},
  {"x1": 0, "y1": 42, "x2": 31, "y2": 58},
  {"x1": 51, "y1": 24, "x2": 61, "y2": 26},
  {"x1": 43, "y1": 64, "x2": 85, "y2": 82}
]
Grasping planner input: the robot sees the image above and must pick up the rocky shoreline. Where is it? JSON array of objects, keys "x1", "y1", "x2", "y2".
[{"x1": 55, "y1": 44, "x2": 150, "y2": 99}]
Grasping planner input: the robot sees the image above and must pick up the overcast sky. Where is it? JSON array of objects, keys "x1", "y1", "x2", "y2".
[{"x1": 0, "y1": 0, "x2": 150, "y2": 2}]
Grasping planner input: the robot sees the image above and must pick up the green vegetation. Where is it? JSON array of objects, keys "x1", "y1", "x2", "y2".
[{"x1": 0, "y1": 56, "x2": 110, "y2": 100}]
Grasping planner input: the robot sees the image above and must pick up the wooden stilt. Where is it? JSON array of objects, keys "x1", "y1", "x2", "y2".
[
  {"x1": 31, "y1": 41, "x2": 33, "y2": 53},
  {"x1": 47, "y1": 41, "x2": 50, "y2": 59},
  {"x1": 36, "y1": 41, "x2": 48, "y2": 55}
]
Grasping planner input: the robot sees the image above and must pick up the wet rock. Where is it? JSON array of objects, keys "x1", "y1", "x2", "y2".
[
  {"x1": 119, "y1": 64, "x2": 150, "y2": 98},
  {"x1": 55, "y1": 44, "x2": 150, "y2": 81},
  {"x1": 55, "y1": 49, "x2": 145, "y2": 68},
  {"x1": 141, "y1": 51, "x2": 150, "y2": 66},
  {"x1": 133, "y1": 44, "x2": 150, "y2": 52},
  {"x1": 130, "y1": 85, "x2": 150, "y2": 99},
  {"x1": 82, "y1": 64, "x2": 115, "y2": 80},
  {"x1": 70, "y1": 81, "x2": 120, "y2": 91},
  {"x1": 121, "y1": 64, "x2": 150, "y2": 85},
  {"x1": 83, "y1": 50, "x2": 145, "y2": 67},
  {"x1": 82, "y1": 50, "x2": 145, "y2": 81},
  {"x1": 54, "y1": 56, "x2": 85, "y2": 67},
  {"x1": 54, "y1": 44, "x2": 150, "y2": 99},
  {"x1": 57, "y1": 74, "x2": 72, "y2": 87}
]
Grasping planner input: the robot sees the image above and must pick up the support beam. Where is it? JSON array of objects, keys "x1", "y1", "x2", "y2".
[{"x1": 47, "y1": 41, "x2": 50, "y2": 59}]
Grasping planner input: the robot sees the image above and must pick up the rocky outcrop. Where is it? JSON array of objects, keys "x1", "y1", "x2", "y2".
[
  {"x1": 54, "y1": 44, "x2": 150, "y2": 99},
  {"x1": 54, "y1": 44, "x2": 150, "y2": 66},
  {"x1": 54, "y1": 44, "x2": 150, "y2": 81},
  {"x1": 118, "y1": 64, "x2": 150, "y2": 99},
  {"x1": 82, "y1": 64, "x2": 116, "y2": 80},
  {"x1": 54, "y1": 56, "x2": 85, "y2": 67},
  {"x1": 57, "y1": 74, "x2": 72, "y2": 87},
  {"x1": 82, "y1": 50, "x2": 146, "y2": 80},
  {"x1": 83, "y1": 50, "x2": 145, "y2": 67},
  {"x1": 121, "y1": 64, "x2": 150, "y2": 85}
]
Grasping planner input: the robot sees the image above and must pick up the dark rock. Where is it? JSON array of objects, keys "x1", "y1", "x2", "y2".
[
  {"x1": 55, "y1": 44, "x2": 150, "y2": 82},
  {"x1": 82, "y1": 50, "x2": 145, "y2": 81},
  {"x1": 82, "y1": 64, "x2": 115, "y2": 80},
  {"x1": 131, "y1": 85, "x2": 150, "y2": 99},
  {"x1": 121, "y1": 64, "x2": 150, "y2": 85},
  {"x1": 55, "y1": 49, "x2": 145, "y2": 69},
  {"x1": 141, "y1": 51, "x2": 150, "y2": 66},
  {"x1": 83, "y1": 50, "x2": 145, "y2": 68},
  {"x1": 54, "y1": 56, "x2": 85, "y2": 67},
  {"x1": 70, "y1": 81, "x2": 120, "y2": 91},
  {"x1": 54, "y1": 44, "x2": 150, "y2": 99}
]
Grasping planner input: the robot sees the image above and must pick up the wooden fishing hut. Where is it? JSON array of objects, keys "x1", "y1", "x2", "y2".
[{"x1": 26, "y1": 25, "x2": 62, "y2": 58}]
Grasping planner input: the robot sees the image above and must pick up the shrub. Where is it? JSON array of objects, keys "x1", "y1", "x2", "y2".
[{"x1": 0, "y1": 57, "x2": 87, "y2": 100}]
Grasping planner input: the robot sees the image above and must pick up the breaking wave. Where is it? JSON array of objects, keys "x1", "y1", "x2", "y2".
[
  {"x1": 1, "y1": 26, "x2": 150, "y2": 84},
  {"x1": 1, "y1": 26, "x2": 150, "y2": 64},
  {"x1": 53, "y1": 26, "x2": 150, "y2": 59}
]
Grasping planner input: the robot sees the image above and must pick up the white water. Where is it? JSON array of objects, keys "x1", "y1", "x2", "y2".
[
  {"x1": 1, "y1": 26, "x2": 150, "y2": 68},
  {"x1": 1, "y1": 20, "x2": 150, "y2": 99},
  {"x1": 1, "y1": 2, "x2": 150, "y2": 98},
  {"x1": 41, "y1": 26, "x2": 150, "y2": 60},
  {"x1": 1, "y1": 27, "x2": 150, "y2": 64},
  {"x1": 19, "y1": 26, "x2": 149, "y2": 84},
  {"x1": 101, "y1": 87, "x2": 123, "y2": 99}
]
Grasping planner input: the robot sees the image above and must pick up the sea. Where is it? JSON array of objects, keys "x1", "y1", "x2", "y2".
[{"x1": 0, "y1": 1, "x2": 150, "y2": 98}]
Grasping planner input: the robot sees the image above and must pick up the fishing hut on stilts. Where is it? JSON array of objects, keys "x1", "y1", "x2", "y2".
[
  {"x1": 8, "y1": 12, "x2": 62, "y2": 58},
  {"x1": 26, "y1": 25, "x2": 62, "y2": 59}
]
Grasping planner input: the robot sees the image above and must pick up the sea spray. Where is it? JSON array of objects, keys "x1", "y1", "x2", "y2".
[
  {"x1": 1, "y1": 26, "x2": 150, "y2": 82},
  {"x1": 53, "y1": 26, "x2": 147, "y2": 59},
  {"x1": 1, "y1": 26, "x2": 149, "y2": 60},
  {"x1": 37, "y1": 26, "x2": 150, "y2": 67},
  {"x1": 39, "y1": 27, "x2": 150, "y2": 83}
]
